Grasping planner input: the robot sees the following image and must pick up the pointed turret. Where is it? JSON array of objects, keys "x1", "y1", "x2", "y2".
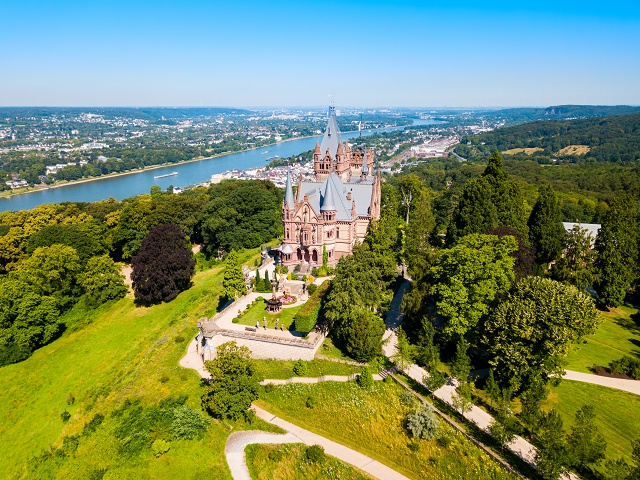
[
  {"x1": 284, "y1": 170, "x2": 295, "y2": 209},
  {"x1": 314, "y1": 141, "x2": 321, "y2": 155},
  {"x1": 361, "y1": 147, "x2": 369, "y2": 179},
  {"x1": 336, "y1": 142, "x2": 344, "y2": 156},
  {"x1": 321, "y1": 178, "x2": 336, "y2": 212},
  {"x1": 320, "y1": 106, "x2": 342, "y2": 158}
]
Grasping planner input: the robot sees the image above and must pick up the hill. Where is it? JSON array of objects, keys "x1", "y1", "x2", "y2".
[
  {"x1": 484, "y1": 105, "x2": 640, "y2": 126},
  {"x1": 463, "y1": 113, "x2": 640, "y2": 164}
]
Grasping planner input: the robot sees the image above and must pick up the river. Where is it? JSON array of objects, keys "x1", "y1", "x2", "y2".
[{"x1": 0, "y1": 119, "x2": 439, "y2": 212}]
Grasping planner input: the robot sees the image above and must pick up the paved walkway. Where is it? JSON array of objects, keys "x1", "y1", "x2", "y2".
[
  {"x1": 382, "y1": 280, "x2": 580, "y2": 480},
  {"x1": 179, "y1": 337, "x2": 211, "y2": 380},
  {"x1": 563, "y1": 369, "x2": 640, "y2": 395},
  {"x1": 251, "y1": 405, "x2": 411, "y2": 480},
  {"x1": 225, "y1": 430, "x2": 300, "y2": 480}
]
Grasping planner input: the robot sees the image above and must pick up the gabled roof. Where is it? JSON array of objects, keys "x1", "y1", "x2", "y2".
[
  {"x1": 297, "y1": 173, "x2": 374, "y2": 221},
  {"x1": 361, "y1": 148, "x2": 369, "y2": 174},
  {"x1": 320, "y1": 106, "x2": 342, "y2": 159}
]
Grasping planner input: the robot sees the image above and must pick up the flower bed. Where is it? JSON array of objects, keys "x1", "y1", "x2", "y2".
[{"x1": 277, "y1": 295, "x2": 297, "y2": 305}]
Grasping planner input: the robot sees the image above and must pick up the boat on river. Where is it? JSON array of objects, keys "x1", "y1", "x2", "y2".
[{"x1": 154, "y1": 172, "x2": 179, "y2": 179}]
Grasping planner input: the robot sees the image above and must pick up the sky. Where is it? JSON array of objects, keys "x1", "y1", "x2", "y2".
[{"x1": 1, "y1": 0, "x2": 639, "y2": 108}]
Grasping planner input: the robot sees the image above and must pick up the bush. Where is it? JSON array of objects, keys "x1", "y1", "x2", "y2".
[
  {"x1": 357, "y1": 367, "x2": 374, "y2": 388},
  {"x1": 305, "y1": 444, "x2": 325, "y2": 464},
  {"x1": 399, "y1": 391, "x2": 416, "y2": 406},
  {"x1": 174, "y1": 335, "x2": 185, "y2": 343},
  {"x1": 291, "y1": 274, "x2": 299, "y2": 280},
  {"x1": 306, "y1": 396, "x2": 318, "y2": 409},
  {"x1": 610, "y1": 355, "x2": 640, "y2": 379},
  {"x1": 264, "y1": 384, "x2": 275, "y2": 394},
  {"x1": 171, "y1": 404, "x2": 210, "y2": 439},
  {"x1": 66, "y1": 393, "x2": 75, "y2": 406},
  {"x1": 268, "y1": 447, "x2": 284, "y2": 462},
  {"x1": 307, "y1": 283, "x2": 318, "y2": 295},
  {"x1": 0, "y1": 341, "x2": 32, "y2": 367},
  {"x1": 151, "y1": 439, "x2": 170, "y2": 457},
  {"x1": 293, "y1": 360, "x2": 307, "y2": 376},
  {"x1": 159, "y1": 374, "x2": 170, "y2": 384},
  {"x1": 61, "y1": 411, "x2": 71, "y2": 422},
  {"x1": 407, "y1": 404, "x2": 440, "y2": 439},
  {"x1": 232, "y1": 318, "x2": 240, "y2": 324}
]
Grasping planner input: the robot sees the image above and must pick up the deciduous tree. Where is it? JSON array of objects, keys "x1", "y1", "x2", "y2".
[
  {"x1": 552, "y1": 223, "x2": 596, "y2": 290},
  {"x1": 535, "y1": 409, "x2": 570, "y2": 480},
  {"x1": 567, "y1": 404, "x2": 607, "y2": 472},
  {"x1": 131, "y1": 223, "x2": 195, "y2": 303},
  {"x1": 78, "y1": 255, "x2": 128, "y2": 306}
]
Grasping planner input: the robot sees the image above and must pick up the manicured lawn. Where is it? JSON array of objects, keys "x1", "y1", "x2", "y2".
[
  {"x1": 246, "y1": 443, "x2": 374, "y2": 480},
  {"x1": 253, "y1": 358, "x2": 356, "y2": 380},
  {"x1": 235, "y1": 298, "x2": 302, "y2": 331},
  {"x1": 256, "y1": 381, "x2": 519, "y2": 480},
  {"x1": 0, "y1": 247, "x2": 267, "y2": 479},
  {"x1": 564, "y1": 305, "x2": 640, "y2": 373},
  {"x1": 544, "y1": 380, "x2": 640, "y2": 470}
]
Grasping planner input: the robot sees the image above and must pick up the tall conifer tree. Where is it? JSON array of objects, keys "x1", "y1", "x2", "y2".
[
  {"x1": 222, "y1": 250, "x2": 247, "y2": 300},
  {"x1": 527, "y1": 184, "x2": 566, "y2": 265},
  {"x1": 594, "y1": 194, "x2": 638, "y2": 307}
]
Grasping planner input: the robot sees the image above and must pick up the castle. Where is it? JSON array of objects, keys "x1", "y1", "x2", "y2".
[{"x1": 279, "y1": 106, "x2": 381, "y2": 267}]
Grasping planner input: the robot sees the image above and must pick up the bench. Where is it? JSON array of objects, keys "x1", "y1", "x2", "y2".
[{"x1": 245, "y1": 327, "x2": 256, "y2": 332}]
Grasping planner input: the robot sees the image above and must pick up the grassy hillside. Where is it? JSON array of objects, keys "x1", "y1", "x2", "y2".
[{"x1": 0, "y1": 248, "x2": 261, "y2": 479}]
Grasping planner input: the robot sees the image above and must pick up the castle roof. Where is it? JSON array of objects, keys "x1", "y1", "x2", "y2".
[
  {"x1": 299, "y1": 173, "x2": 374, "y2": 221},
  {"x1": 361, "y1": 148, "x2": 369, "y2": 174},
  {"x1": 319, "y1": 106, "x2": 342, "y2": 159},
  {"x1": 284, "y1": 170, "x2": 295, "y2": 209}
]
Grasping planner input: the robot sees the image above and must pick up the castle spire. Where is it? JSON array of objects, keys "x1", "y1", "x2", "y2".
[
  {"x1": 285, "y1": 170, "x2": 295, "y2": 209},
  {"x1": 361, "y1": 147, "x2": 369, "y2": 177},
  {"x1": 321, "y1": 178, "x2": 336, "y2": 211},
  {"x1": 314, "y1": 141, "x2": 321, "y2": 155}
]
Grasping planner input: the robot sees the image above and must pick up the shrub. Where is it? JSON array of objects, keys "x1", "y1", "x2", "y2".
[
  {"x1": 307, "y1": 283, "x2": 318, "y2": 295},
  {"x1": 305, "y1": 444, "x2": 325, "y2": 464},
  {"x1": 159, "y1": 374, "x2": 170, "y2": 384},
  {"x1": 291, "y1": 274, "x2": 299, "y2": 280},
  {"x1": 174, "y1": 335, "x2": 185, "y2": 343},
  {"x1": 264, "y1": 384, "x2": 275, "y2": 394},
  {"x1": 407, "y1": 404, "x2": 440, "y2": 439},
  {"x1": 171, "y1": 404, "x2": 210, "y2": 439},
  {"x1": 232, "y1": 318, "x2": 240, "y2": 323},
  {"x1": 610, "y1": 355, "x2": 640, "y2": 379},
  {"x1": 408, "y1": 442, "x2": 420, "y2": 452},
  {"x1": 399, "y1": 391, "x2": 416, "y2": 406},
  {"x1": 293, "y1": 359, "x2": 307, "y2": 376},
  {"x1": 151, "y1": 439, "x2": 170, "y2": 457},
  {"x1": 306, "y1": 396, "x2": 318, "y2": 409},
  {"x1": 61, "y1": 411, "x2": 71, "y2": 422},
  {"x1": 358, "y1": 367, "x2": 374, "y2": 388},
  {"x1": 0, "y1": 341, "x2": 32, "y2": 367},
  {"x1": 268, "y1": 447, "x2": 284, "y2": 462},
  {"x1": 66, "y1": 393, "x2": 75, "y2": 406},
  {"x1": 83, "y1": 414, "x2": 105, "y2": 434}
]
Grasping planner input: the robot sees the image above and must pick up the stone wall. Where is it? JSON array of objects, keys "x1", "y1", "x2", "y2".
[{"x1": 203, "y1": 332, "x2": 323, "y2": 361}]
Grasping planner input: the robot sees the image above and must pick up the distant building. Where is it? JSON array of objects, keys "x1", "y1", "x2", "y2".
[
  {"x1": 279, "y1": 106, "x2": 381, "y2": 268},
  {"x1": 562, "y1": 222, "x2": 601, "y2": 247}
]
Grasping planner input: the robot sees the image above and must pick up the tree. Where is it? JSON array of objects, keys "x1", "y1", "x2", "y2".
[
  {"x1": 393, "y1": 327, "x2": 413, "y2": 371},
  {"x1": 0, "y1": 278, "x2": 60, "y2": 352},
  {"x1": 484, "y1": 277, "x2": 600, "y2": 392},
  {"x1": 322, "y1": 244, "x2": 328, "y2": 269},
  {"x1": 485, "y1": 369, "x2": 500, "y2": 408},
  {"x1": 528, "y1": 184, "x2": 566, "y2": 265},
  {"x1": 407, "y1": 404, "x2": 440, "y2": 439},
  {"x1": 519, "y1": 372, "x2": 548, "y2": 434},
  {"x1": 78, "y1": 255, "x2": 128, "y2": 306},
  {"x1": 16, "y1": 244, "x2": 81, "y2": 310},
  {"x1": 451, "y1": 337, "x2": 471, "y2": 382},
  {"x1": 552, "y1": 223, "x2": 596, "y2": 290},
  {"x1": 452, "y1": 380, "x2": 475, "y2": 416},
  {"x1": 446, "y1": 176, "x2": 498, "y2": 245},
  {"x1": 429, "y1": 233, "x2": 517, "y2": 337},
  {"x1": 631, "y1": 438, "x2": 640, "y2": 480},
  {"x1": 398, "y1": 174, "x2": 422, "y2": 224},
  {"x1": 222, "y1": 250, "x2": 247, "y2": 300},
  {"x1": 483, "y1": 226, "x2": 535, "y2": 280},
  {"x1": 342, "y1": 309, "x2": 385, "y2": 362},
  {"x1": 535, "y1": 409, "x2": 570, "y2": 480},
  {"x1": 488, "y1": 411, "x2": 518, "y2": 453},
  {"x1": 201, "y1": 341, "x2": 259, "y2": 420},
  {"x1": 594, "y1": 195, "x2": 638, "y2": 308},
  {"x1": 131, "y1": 223, "x2": 195, "y2": 303},
  {"x1": 405, "y1": 189, "x2": 437, "y2": 280},
  {"x1": 567, "y1": 404, "x2": 607, "y2": 472}
]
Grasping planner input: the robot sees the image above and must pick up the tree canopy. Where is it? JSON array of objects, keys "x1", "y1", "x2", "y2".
[
  {"x1": 528, "y1": 184, "x2": 566, "y2": 265},
  {"x1": 131, "y1": 224, "x2": 195, "y2": 303}
]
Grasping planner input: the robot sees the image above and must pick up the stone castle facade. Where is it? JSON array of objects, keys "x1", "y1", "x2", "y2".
[{"x1": 279, "y1": 107, "x2": 381, "y2": 267}]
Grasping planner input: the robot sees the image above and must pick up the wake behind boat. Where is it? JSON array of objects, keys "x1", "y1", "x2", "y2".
[{"x1": 154, "y1": 172, "x2": 179, "y2": 179}]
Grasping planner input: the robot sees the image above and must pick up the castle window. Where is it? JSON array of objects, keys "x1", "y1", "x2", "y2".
[
  {"x1": 336, "y1": 228, "x2": 339, "y2": 238},
  {"x1": 286, "y1": 211, "x2": 289, "y2": 220}
]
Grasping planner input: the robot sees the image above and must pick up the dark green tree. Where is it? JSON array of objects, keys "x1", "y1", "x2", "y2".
[
  {"x1": 485, "y1": 369, "x2": 500, "y2": 408},
  {"x1": 535, "y1": 409, "x2": 570, "y2": 480},
  {"x1": 446, "y1": 176, "x2": 498, "y2": 245},
  {"x1": 519, "y1": 371, "x2": 548, "y2": 435},
  {"x1": 528, "y1": 184, "x2": 566, "y2": 265},
  {"x1": 594, "y1": 195, "x2": 638, "y2": 308},
  {"x1": 451, "y1": 337, "x2": 472, "y2": 382},
  {"x1": 405, "y1": 189, "x2": 437, "y2": 280},
  {"x1": 131, "y1": 223, "x2": 195, "y2": 303},
  {"x1": 342, "y1": 309, "x2": 385, "y2": 362},
  {"x1": 222, "y1": 250, "x2": 247, "y2": 300},
  {"x1": 201, "y1": 341, "x2": 259, "y2": 420},
  {"x1": 567, "y1": 404, "x2": 607, "y2": 472}
]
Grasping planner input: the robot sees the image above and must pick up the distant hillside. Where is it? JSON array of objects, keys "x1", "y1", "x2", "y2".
[
  {"x1": 485, "y1": 105, "x2": 640, "y2": 125},
  {"x1": 0, "y1": 106, "x2": 253, "y2": 121},
  {"x1": 465, "y1": 113, "x2": 640, "y2": 163}
]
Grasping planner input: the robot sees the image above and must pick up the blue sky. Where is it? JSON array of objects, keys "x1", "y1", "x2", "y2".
[{"x1": 1, "y1": 0, "x2": 639, "y2": 107}]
